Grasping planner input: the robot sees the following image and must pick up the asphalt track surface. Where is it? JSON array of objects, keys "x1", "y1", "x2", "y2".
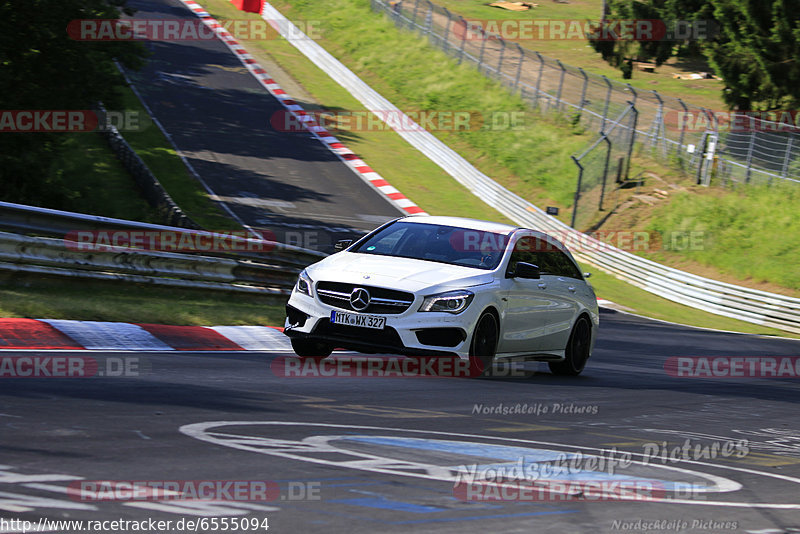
[
  {"x1": 2, "y1": 310, "x2": 800, "y2": 533},
  {"x1": 123, "y1": 0, "x2": 403, "y2": 250}
]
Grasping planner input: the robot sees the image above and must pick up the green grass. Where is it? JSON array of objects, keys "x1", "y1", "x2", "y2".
[
  {"x1": 0, "y1": 275, "x2": 286, "y2": 326},
  {"x1": 276, "y1": 0, "x2": 592, "y2": 208},
  {"x1": 49, "y1": 132, "x2": 162, "y2": 222},
  {"x1": 43, "y1": 85, "x2": 237, "y2": 230},
  {"x1": 647, "y1": 184, "x2": 800, "y2": 291},
  {"x1": 430, "y1": 0, "x2": 726, "y2": 110}
]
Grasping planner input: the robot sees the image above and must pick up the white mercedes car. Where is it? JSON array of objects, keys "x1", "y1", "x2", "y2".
[{"x1": 284, "y1": 216, "x2": 598, "y2": 376}]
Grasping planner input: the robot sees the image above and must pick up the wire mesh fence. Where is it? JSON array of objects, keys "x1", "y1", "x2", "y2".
[
  {"x1": 570, "y1": 104, "x2": 638, "y2": 230},
  {"x1": 372, "y1": 0, "x2": 800, "y2": 210}
]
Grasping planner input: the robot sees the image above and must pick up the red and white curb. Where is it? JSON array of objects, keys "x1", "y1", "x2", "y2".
[
  {"x1": 0, "y1": 318, "x2": 291, "y2": 352},
  {"x1": 177, "y1": 0, "x2": 426, "y2": 217}
]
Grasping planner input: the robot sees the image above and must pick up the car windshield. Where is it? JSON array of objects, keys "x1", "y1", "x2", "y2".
[{"x1": 351, "y1": 221, "x2": 511, "y2": 270}]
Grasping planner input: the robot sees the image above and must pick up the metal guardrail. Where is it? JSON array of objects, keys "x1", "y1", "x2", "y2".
[
  {"x1": 261, "y1": 2, "x2": 800, "y2": 335},
  {"x1": 0, "y1": 201, "x2": 329, "y2": 295},
  {"x1": 0, "y1": 230, "x2": 294, "y2": 295},
  {"x1": 0, "y1": 201, "x2": 325, "y2": 269}
]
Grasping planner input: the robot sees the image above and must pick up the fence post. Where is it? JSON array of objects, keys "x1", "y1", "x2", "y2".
[
  {"x1": 570, "y1": 156, "x2": 584, "y2": 228},
  {"x1": 599, "y1": 135, "x2": 612, "y2": 211},
  {"x1": 624, "y1": 103, "x2": 638, "y2": 180},
  {"x1": 533, "y1": 51, "x2": 544, "y2": 109},
  {"x1": 424, "y1": 1, "x2": 433, "y2": 37},
  {"x1": 695, "y1": 131, "x2": 709, "y2": 185},
  {"x1": 780, "y1": 133, "x2": 794, "y2": 182},
  {"x1": 410, "y1": 0, "x2": 421, "y2": 30},
  {"x1": 497, "y1": 37, "x2": 506, "y2": 78},
  {"x1": 513, "y1": 43, "x2": 524, "y2": 91},
  {"x1": 625, "y1": 83, "x2": 637, "y2": 108},
  {"x1": 477, "y1": 28, "x2": 487, "y2": 73},
  {"x1": 677, "y1": 98, "x2": 688, "y2": 166},
  {"x1": 555, "y1": 60, "x2": 566, "y2": 112},
  {"x1": 456, "y1": 16, "x2": 468, "y2": 64},
  {"x1": 578, "y1": 67, "x2": 588, "y2": 115},
  {"x1": 651, "y1": 90, "x2": 665, "y2": 156},
  {"x1": 441, "y1": 8, "x2": 452, "y2": 52},
  {"x1": 745, "y1": 113, "x2": 756, "y2": 183},
  {"x1": 601, "y1": 75, "x2": 612, "y2": 132}
]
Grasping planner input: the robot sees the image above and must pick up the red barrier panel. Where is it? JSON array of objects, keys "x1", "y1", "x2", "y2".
[{"x1": 230, "y1": 0, "x2": 263, "y2": 13}]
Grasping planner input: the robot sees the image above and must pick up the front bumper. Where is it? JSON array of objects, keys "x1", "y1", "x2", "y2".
[{"x1": 284, "y1": 291, "x2": 477, "y2": 358}]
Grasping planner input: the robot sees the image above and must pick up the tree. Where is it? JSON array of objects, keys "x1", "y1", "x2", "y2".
[
  {"x1": 705, "y1": 0, "x2": 800, "y2": 110},
  {"x1": 589, "y1": 0, "x2": 676, "y2": 79},
  {"x1": 0, "y1": 0, "x2": 146, "y2": 206},
  {"x1": 589, "y1": 0, "x2": 800, "y2": 110}
]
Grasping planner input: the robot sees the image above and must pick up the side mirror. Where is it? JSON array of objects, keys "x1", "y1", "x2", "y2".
[
  {"x1": 334, "y1": 239, "x2": 353, "y2": 252},
  {"x1": 583, "y1": 272, "x2": 592, "y2": 279},
  {"x1": 513, "y1": 262, "x2": 540, "y2": 279}
]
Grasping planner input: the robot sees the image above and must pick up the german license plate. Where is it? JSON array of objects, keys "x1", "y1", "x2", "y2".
[{"x1": 331, "y1": 311, "x2": 385, "y2": 330}]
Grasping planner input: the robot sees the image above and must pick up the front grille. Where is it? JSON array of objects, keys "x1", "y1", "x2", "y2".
[
  {"x1": 316, "y1": 281, "x2": 414, "y2": 314},
  {"x1": 313, "y1": 319, "x2": 404, "y2": 350}
]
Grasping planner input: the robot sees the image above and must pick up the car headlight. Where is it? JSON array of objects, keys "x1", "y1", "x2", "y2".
[
  {"x1": 296, "y1": 269, "x2": 313, "y2": 297},
  {"x1": 419, "y1": 290, "x2": 474, "y2": 314}
]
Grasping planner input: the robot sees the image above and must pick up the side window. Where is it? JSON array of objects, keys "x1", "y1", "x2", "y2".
[
  {"x1": 509, "y1": 236, "x2": 582, "y2": 279},
  {"x1": 508, "y1": 236, "x2": 540, "y2": 275},
  {"x1": 543, "y1": 249, "x2": 582, "y2": 279}
]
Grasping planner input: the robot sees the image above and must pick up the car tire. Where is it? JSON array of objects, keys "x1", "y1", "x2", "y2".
[
  {"x1": 291, "y1": 338, "x2": 333, "y2": 360},
  {"x1": 549, "y1": 316, "x2": 591, "y2": 376},
  {"x1": 468, "y1": 311, "x2": 499, "y2": 377}
]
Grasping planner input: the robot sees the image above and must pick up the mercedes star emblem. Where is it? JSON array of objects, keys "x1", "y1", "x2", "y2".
[{"x1": 349, "y1": 288, "x2": 371, "y2": 311}]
